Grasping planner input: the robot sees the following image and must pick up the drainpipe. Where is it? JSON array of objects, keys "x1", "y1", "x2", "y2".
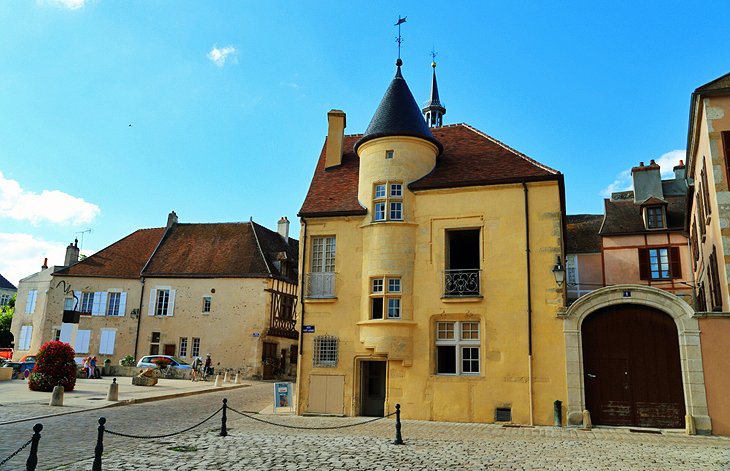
[
  {"x1": 298, "y1": 219, "x2": 307, "y2": 355},
  {"x1": 523, "y1": 181, "x2": 534, "y2": 426},
  {"x1": 133, "y1": 277, "x2": 145, "y2": 360}
]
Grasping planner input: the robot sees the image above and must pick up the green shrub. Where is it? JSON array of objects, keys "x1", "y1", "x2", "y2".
[
  {"x1": 120, "y1": 355, "x2": 136, "y2": 366},
  {"x1": 28, "y1": 341, "x2": 77, "y2": 392}
]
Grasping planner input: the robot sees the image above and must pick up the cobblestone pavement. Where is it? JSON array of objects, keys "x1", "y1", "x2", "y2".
[{"x1": 1, "y1": 383, "x2": 729, "y2": 470}]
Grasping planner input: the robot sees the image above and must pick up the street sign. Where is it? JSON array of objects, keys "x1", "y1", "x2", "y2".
[{"x1": 303, "y1": 325, "x2": 315, "y2": 333}]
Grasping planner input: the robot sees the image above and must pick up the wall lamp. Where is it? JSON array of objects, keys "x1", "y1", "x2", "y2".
[{"x1": 552, "y1": 256, "x2": 566, "y2": 287}]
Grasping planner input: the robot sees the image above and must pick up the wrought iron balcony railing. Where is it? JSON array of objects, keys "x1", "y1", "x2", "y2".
[
  {"x1": 443, "y1": 269, "x2": 482, "y2": 297},
  {"x1": 305, "y1": 272, "x2": 336, "y2": 298}
]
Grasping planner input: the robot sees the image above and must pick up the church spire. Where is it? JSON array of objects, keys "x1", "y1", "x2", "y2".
[{"x1": 422, "y1": 59, "x2": 446, "y2": 127}]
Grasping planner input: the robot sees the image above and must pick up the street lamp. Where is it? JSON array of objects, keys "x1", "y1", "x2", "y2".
[{"x1": 552, "y1": 256, "x2": 566, "y2": 287}]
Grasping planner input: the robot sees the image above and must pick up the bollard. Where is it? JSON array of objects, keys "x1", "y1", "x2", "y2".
[
  {"x1": 214, "y1": 374, "x2": 222, "y2": 387},
  {"x1": 582, "y1": 410, "x2": 592, "y2": 430},
  {"x1": 106, "y1": 378, "x2": 119, "y2": 401},
  {"x1": 220, "y1": 398, "x2": 228, "y2": 437},
  {"x1": 234, "y1": 372, "x2": 241, "y2": 384},
  {"x1": 49, "y1": 385, "x2": 64, "y2": 406},
  {"x1": 393, "y1": 403, "x2": 404, "y2": 445},
  {"x1": 92, "y1": 417, "x2": 106, "y2": 471},
  {"x1": 553, "y1": 400, "x2": 562, "y2": 427},
  {"x1": 223, "y1": 371, "x2": 229, "y2": 383},
  {"x1": 685, "y1": 414, "x2": 696, "y2": 435},
  {"x1": 25, "y1": 423, "x2": 43, "y2": 471}
]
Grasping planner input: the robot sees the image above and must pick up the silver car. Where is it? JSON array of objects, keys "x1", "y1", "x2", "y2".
[{"x1": 136, "y1": 355, "x2": 192, "y2": 370}]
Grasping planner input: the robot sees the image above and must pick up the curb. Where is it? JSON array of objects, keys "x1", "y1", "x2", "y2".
[{"x1": 0, "y1": 383, "x2": 248, "y2": 426}]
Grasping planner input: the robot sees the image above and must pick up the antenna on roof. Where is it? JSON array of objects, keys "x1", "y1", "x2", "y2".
[
  {"x1": 75, "y1": 228, "x2": 92, "y2": 251},
  {"x1": 394, "y1": 15, "x2": 407, "y2": 62}
]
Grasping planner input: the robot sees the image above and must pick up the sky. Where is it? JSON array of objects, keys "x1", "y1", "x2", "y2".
[{"x1": 1, "y1": 0, "x2": 728, "y2": 287}]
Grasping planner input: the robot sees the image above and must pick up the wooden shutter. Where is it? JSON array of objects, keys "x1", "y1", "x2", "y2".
[
  {"x1": 167, "y1": 290, "x2": 176, "y2": 317},
  {"x1": 118, "y1": 292, "x2": 127, "y2": 317},
  {"x1": 92, "y1": 292, "x2": 105, "y2": 316},
  {"x1": 638, "y1": 248, "x2": 650, "y2": 280},
  {"x1": 148, "y1": 289, "x2": 157, "y2": 316},
  {"x1": 710, "y1": 246, "x2": 723, "y2": 310},
  {"x1": 724, "y1": 131, "x2": 730, "y2": 185},
  {"x1": 670, "y1": 246, "x2": 682, "y2": 279},
  {"x1": 75, "y1": 330, "x2": 90, "y2": 353},
  {"x1": 100, "y1": 330, "x2": 116, "y2": 355}
]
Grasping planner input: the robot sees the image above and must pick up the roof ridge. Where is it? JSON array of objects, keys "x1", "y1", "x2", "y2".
[
  {"x1": 459, "y1": 123, "x2": 560, "y2": 175},
  {"x1": 249, "y1": 220, "x2": 273, "y2": 277}
]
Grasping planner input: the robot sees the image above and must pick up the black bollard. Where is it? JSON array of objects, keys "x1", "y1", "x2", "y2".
[
  {"x1": 25, "y1": 423, "x2": 43, "y2": 471},
  {"x1": 220, "y1": 398, "x2": 228, "y2": 437},
  {"x1": 92, "y1": 417, "x2": 106, "y2": 471},
  {"x1": 554, "y1": 400, "x2": 563, "y2": 427},
  {"x1": 393, "y1": 403, "x2": 404, "y2": 445}
]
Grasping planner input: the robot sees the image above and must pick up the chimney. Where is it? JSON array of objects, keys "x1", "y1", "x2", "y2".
[
  {"x1": 325, "y1": 110, "x2": 346, "y2": 169},
  {"x1": 166, "y1": 211, "x2": 178, "y2": 229},
  {"x1": 277, "y1": 216, "x2": 290, "y2": 242},
  {"x1": 42, "y1": 257, "x2": 48, "y2": 270},
  {"x1": 64, "y1": 239, "x2": 80, "y2": 266},
  {"x1": 673, "y1": 159, "x2": 686, "y2": 181},
  {"x1": 631, "y1": 160, "x2": 663, "y2": 203}
]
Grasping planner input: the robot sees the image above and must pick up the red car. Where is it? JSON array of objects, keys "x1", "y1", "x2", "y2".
[{"x1": 0, "y1": 348, "x2": 12, "y2": 360}]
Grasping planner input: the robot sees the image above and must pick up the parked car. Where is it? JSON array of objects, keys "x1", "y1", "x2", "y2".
[
  {"x1": 136, "y1": 355, "x2": 192, "y2": 370},
  {"x1": 18, "y1": 355, "x2": 36, "y2": 363},
  {"x1": 0, "y1": 348, "x2": 12, "y2": 360},
  {"x1": 3, "y1": 360, "x2": 35, "y2": 379}
]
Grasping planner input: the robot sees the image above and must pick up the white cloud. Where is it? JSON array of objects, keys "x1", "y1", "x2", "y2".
[
  {"x1": 207, "y1": 45, "x2": 237, "y2": 67},
  {"x1": 41, "y1": 0, "x2": 87, "y2": 10},
  {"x1": 0, "y1": 171, "x2": 100, "y2": 225},
  {"x1": 600, "y1": 149, "x2": 686, "y2": 197},
  {"x1": 0, "y1": 233, "x2": 68, "y2": 287}
]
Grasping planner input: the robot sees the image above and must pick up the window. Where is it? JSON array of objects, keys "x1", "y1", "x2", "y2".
[
  {"x1": 191, "y1": 337, "x2": 201, "y2": 358},
  {"x1": 372, "y1": 181, "x2": 403, "y2": 222},
  {"x1": 202, "y1": 296, "x2": 212, "y2": 313},
  {"x1": 99, "y1": 329, "x2": 116, "y2": 355},
  {"x1": 638, "y1": 247, "x2": 681, "y2": 281},
  {"x1": 64, "y1": 297, "x2": 74, "y2": 311},
  {"x1": 646, "y1": 206, "x2": 665, "y2": 229},
  {"x1": 150, "y1": 331, "x2": 161, "y2": 355},
  {"x1": 307, "y1": 236, "x2": 336, "y2": 298},
  {"x1": 444, "y1": 229, "x2": 481, "y2": 296},
  {"x1": 148, "y1": 288, "x2": 175, "y2": 316},
  {"x1": 697, "y1": 282, "x2": 708, "y2": 312},
  {"x1": 179, "y1": 337, "x2": 188, "y2": 357},
  {"x1": 18, "y1": 325, "x2": 32, "y2": 350},
  {"x1": 75, "y1": 330, "x2": 91, "y2": 354},
  {"x1": 370, "y1": 277, "x2": 401, "y2": 319},
  {"x1": 435, "y1": 321, "x2": 480, "y2": 375},
  {"x1": 385, "y1": 150, "x2": 394, "y2": 159},
  {"x1": 709, "y1": 245, "x2": 723, "y2": 311},
  {"x1": 290, "y1": 345, "x2": 298, "y2": 364},
  {"x1": 697, "y1": 196, "x2": 706, "y2": 239},
  {"x1": 52, "y1": 328, "x2": 61, "y2": 341},
  {"x1": 691, "y1": 222, "x2": 700, "y2": 263},
  {"x1": 106, "y1": 292, "x2": 125, "y2": 316},
  {"x1": 701, "y1": 159, "x2": 712, "y2": 219},
  {"x1": 80, "y1": 292, "x2": 94, "y2": 313},
  {"x1": 313, "y1": 335, "x2": 338, "y2": 367},
  {"x1": 0, "y1": 294, "x2": 10, "y2": 306},
  {"x1": 25, "y1": 290, "x2": 38, "y2": 314}
]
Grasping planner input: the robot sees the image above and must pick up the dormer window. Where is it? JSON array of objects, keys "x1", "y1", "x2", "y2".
[{"x1": 645, "y1": 206, "x2": 665, "y2": 229}]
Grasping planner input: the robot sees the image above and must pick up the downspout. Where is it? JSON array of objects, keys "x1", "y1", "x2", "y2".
[
  {"x1": 298, "y1": 218, "x2": 307, "y2": 355},
  {"x1": 523, "y1": 181, "x2": 534, "y2": 426},
  {"x1": 133, "y1": 277, "x2": 145, "y2": 360}
]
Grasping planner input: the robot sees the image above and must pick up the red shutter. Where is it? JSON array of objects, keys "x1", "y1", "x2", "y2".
[
  {"x1": 670, "y1": 246, "x2": 682, "y2": 279},
  {"x1": 638, "y1": 248, "x2": 650, "y2": 280}
]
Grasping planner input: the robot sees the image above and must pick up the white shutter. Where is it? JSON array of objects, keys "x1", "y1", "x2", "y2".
[
  {"x1": 30, "y1": 290, "x2": 37, "y2": 313},
  {"x1": 99, "y1": 329, "x2": 116, "y2": 354},
  {"x1": 59, "y1": 324, "x2": 74, "y2": 343},
  {"x1": 75, "y1": 330, "x2": 90, "y2": 353},
  {"x1": 118, "y1": 292, "x2": 127, "y2": 317},
  {"x1": 167, "y1": 289, "x2": 176, "y2": 317},
  {"x1": 92, "y1": 292, "x2": 105, "y2": 316},
  {"x1": 19, "y1": 326, "x2": 33, "y2": 350},
  {"x1": 148, "y1": 289, "x2": 157, "y2": 316},
  {"x1": 25, "y1": 290, "x2": 36, "y2": 314}
]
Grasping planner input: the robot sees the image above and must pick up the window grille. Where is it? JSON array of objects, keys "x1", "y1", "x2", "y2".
[{"x1": 313, "y1": 335, "x2": 338, "y2": 367}]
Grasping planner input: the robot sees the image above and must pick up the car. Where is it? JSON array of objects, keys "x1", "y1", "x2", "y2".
[
  {"x1": 136, "y1": 355, "x2": 192, "y2": 370},
  {"x1": 0, "y1": 348, "x2": 12, "y2": 360},
  {"x1": 18, "y1": 355, "x2": 36, "y2": 363}
]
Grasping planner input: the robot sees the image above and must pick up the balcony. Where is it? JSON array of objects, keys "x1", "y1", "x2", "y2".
[
  {"x1": 443, "y1": 269, "x2": 481, "y2": 297},
  {"x1": 305, "y1": 272, "x2": 336, "y2": 299}
]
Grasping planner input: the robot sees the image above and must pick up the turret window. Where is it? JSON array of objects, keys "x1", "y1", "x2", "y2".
[
  {"x1": 370, "y1": 277, "x2": 401, "y2": 319},
  {"x1": 385, "y1": 150, "x2": 394, "y2": 159},
  {"x1": 373, "y1": 182, "x2": 404, "y2": 222}
]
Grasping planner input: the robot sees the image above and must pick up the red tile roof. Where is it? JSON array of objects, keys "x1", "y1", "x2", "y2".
[
  {"x1": 299, "y1": 123, "x2": 559, "y2": 217},
  {"x1": 55, "y1": 228, "x2": 165, "y2": 279}
]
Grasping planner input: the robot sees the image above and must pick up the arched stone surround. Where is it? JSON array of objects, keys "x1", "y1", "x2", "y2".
[{"x1": 561, "y1": 284, "x2": 711, "y2": 434}]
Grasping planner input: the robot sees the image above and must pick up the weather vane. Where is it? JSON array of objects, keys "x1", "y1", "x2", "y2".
[
  {"x1": 430, "y1": 47, "x2": 438, "y2": 66},
  {"x1": 395, "y1": 15, "x2": 407, "y2": 60}
]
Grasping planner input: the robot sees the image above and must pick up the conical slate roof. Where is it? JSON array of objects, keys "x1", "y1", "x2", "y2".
[
  {"x1": 423, "y1": 66, "x2": 446, "y2": 113},
  {"x1": 354, "y1": 61, "x2": 443, "y2": 153}
]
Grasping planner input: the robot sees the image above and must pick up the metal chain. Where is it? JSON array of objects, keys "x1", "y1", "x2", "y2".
[
  {"x1": 227, "y1": 406, "x2": 396, "y2": 430},
  {"x1": 0, "y1": 437, "x2": 33, "y2": 468},
  {"x1": 105, "y1": 406, "x2": 223, "y2": 439}
]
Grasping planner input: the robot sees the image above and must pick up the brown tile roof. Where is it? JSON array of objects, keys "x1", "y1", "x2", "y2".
[
  {"x1": 55, "y1": 228, "x2": 165, "y2": 279},
  {"x1": 142, "y1": 222, "x2": 298, "y2": 281},
  {"x1": 599, "y1": 194, "x2": 686, "y2": 235},
  {"x1": 566, "y1": 215, "x2": 603, "y2": 254},
  {"x1": 299, "y1": 123, "x2": 559, "y2": 216}
]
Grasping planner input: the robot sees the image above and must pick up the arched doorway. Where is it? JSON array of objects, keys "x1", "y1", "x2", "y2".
[{"x1": 582, "y1": 304, "x2": 685, "y2": 428}]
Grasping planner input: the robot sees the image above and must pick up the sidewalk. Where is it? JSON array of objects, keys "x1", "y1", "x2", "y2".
[{"x1": 0, "y1": 375, "x2": 247, "y2": 425}]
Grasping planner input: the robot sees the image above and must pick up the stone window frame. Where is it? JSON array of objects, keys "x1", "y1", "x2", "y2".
[
  {"x1": 372, "y1": 181, "x2": 404, "y2": 222},
  {"x1": 435, "y1": 321, "x2": 481, "y2": 376}
]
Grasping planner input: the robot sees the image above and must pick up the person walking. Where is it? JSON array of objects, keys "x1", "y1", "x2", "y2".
[
  {"x1": 204, "y1": 353, "x2": 212, "y2": 380},
  {"x1": 191, "y1": 356, "x2": 202, "y2": 381}
]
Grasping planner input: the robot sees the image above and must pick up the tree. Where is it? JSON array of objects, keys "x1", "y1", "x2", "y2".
[{"x1": 0, "y1": 294, "x2": 14, "y2": 348}]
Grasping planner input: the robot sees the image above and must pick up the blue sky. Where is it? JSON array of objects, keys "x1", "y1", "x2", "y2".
[{"x1": 1, "y1": 0, "x2": 728, "y2": 286}]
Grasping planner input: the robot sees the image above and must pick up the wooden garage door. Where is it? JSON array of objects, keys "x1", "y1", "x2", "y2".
[
  {"x1": 308, "y1": 375, "x2": 344, "y2": 415},
  {"x1": 582, "y1": 305, "x2": 685, "y2": 428}
]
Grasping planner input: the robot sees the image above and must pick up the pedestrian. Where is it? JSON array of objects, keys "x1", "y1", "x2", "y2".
[
  {"x1": 191, "y1": 356, "x2": 202, "y2": 381},
  {"x1": 89, "y1": 356, "x2": 98, "y2": 379},
  {"x1": 204, "y1": 353, "x2": 212, "y2": 379},
  {"x1": 82, "y1": 356, "x2": 90, "y2": 378}
]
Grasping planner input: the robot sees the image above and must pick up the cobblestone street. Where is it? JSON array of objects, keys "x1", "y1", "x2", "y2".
[{"x1": 1, "y1": 381, "x2": 728, "y2": 470}]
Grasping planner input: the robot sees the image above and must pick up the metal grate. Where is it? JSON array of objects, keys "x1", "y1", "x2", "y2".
[
  {"x1": 313, "y1": 335, "x2": 338, "y2": 368},
  {"x1": 495, "y1": 408, "x2": 512, "y2": 422}
]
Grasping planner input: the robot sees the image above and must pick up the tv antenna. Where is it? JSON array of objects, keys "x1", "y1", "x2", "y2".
[{"x1": 75, "y1": 228, "x2": 92, "y2": 250}]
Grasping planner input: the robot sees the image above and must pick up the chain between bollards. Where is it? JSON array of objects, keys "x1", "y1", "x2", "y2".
[
  {"x1": 393, "y1": 403, "x2": 404, "y2": 445},
  {"x1": 220, "y1": 398, "x2": 228, "y2": 437},
  {"x1": 92, "y1": 417, "x2": 106, "y2": 471},
  {"x1": 25, "y1": 423, "x2": 43, "y2": 471}
]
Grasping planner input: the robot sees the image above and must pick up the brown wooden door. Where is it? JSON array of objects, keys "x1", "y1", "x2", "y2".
[
  {"x1": 163, "y1": 344, "x2": 175, "y2": 356},
  {"x1": 262, "y1": 342, "x2": 277, "y2": 380},
  {"x1": 582, "y1": 305, "x2": 685, "y2": 428}
]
